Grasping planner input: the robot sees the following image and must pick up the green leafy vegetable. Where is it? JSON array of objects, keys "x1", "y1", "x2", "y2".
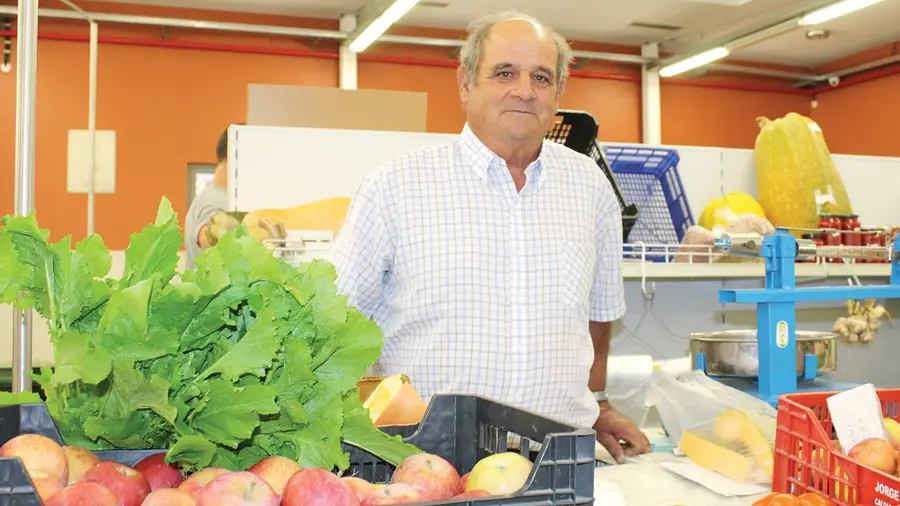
[
  {"x1": 0, "y1": 197, "x2": 420, "y2": 472},
  {"x1": 0, "y1": 391, "x2": 43, "y2": 406}
]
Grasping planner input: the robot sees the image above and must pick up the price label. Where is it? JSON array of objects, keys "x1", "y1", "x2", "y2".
[{"x1": 776, "y1": 320, "x2": 789, "y2": 349}]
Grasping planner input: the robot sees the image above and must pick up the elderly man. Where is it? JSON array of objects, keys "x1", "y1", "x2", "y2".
[{"x1": 328, "y1": 10, "x2": 650, "y2": 463}]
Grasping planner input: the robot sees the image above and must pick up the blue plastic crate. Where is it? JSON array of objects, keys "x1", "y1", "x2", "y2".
[{"x1": 605, "y1": 145, "x2": 693, "y2": 261}]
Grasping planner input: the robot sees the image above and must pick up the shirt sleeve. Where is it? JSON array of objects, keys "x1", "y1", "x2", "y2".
[
  {"x1": 326, "y1": 173, "x2": 393, "y2": 321},
  {"x1": 589, "y1": 187, "x2": 627, "y2": 323},
  {"x1": 184, "y1": 186, "x2": 228, "y2": 268}
]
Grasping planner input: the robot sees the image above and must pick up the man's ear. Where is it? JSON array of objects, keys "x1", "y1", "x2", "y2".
[
  {"x1": 457, "y1": 66, "x2": 471, "y2": 103},
  {"x1": 557, "y1": 76, "x2": 568, "y2": 100}
]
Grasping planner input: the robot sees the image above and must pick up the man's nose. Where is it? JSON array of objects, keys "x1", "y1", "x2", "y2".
[{"x1": 510, "y1": 74, "x2": 536, "y2": 100}]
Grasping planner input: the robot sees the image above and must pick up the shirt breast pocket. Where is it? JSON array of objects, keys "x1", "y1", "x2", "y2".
[{"x1": 558, "y1": 240, "x2": 595, "y2": 316}]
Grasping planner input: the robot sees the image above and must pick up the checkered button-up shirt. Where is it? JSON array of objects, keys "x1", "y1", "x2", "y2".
[{"x1": 327, "y1": 124, "x2": 626, "y2": 429}]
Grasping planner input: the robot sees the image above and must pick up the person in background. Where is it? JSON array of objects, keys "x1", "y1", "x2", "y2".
[
  {"x1": 184, "y1": 126, "x2": 240, "y2": 270},
  {"x1": 327, "y1": 10, "x2": 651, "y2": 463}
]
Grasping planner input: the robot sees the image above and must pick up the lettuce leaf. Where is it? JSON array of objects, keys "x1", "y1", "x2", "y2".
[{"x1": 0, "y1": 197, "x2": 421, "y2": 473}]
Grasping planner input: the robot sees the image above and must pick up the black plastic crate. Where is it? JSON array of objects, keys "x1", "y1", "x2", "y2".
[
  {"x1": 546, "y1": 110, "x2": 640, "y2": 243},
  {"x1": 0, "y1": 395, "x2": 596, "y2": 506}
]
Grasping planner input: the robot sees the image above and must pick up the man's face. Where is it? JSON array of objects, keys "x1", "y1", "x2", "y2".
[{"x1": 459, "y1": 19, "x2": 565, "y2": 145}]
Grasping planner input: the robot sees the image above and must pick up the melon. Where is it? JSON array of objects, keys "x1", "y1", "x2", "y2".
[
  {"x1": 698, "y1": 192, "x2": 766, "y2": 231},
  {"x1": 363, "y1": 374, "x2": 428, "y2": 427}
]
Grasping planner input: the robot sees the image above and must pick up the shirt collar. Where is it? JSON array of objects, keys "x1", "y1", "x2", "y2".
[{"x1": 459, "y1": 123, "x2": 548, "y2": 186}]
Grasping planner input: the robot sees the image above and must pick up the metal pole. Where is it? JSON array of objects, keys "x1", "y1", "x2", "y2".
[
  {"x1": 87, "y1": 21, "x2": 97, "y2": 235},
  {"x1": 13, "y1": 0, "x2": 39, "y2": 394}
]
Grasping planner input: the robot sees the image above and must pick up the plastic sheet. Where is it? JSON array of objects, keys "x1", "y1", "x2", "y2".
[
  {"x1": 594, "y1": 453, "x2": 771, "y2": 506},
  {"x1": 644, "y1": 371, "x2": 777, "y2": 486}
]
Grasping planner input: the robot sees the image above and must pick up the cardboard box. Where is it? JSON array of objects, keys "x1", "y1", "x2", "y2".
[{"x1": 247, "y1": 84, "x2": 428, "y2": 132}]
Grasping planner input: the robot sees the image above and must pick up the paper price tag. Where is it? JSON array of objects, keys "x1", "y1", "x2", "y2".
[{"x1": 827, "y1": 383, "x2": 887, "y2": 454}]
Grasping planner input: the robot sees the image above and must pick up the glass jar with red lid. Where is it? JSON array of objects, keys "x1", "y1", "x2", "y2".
[
  {"x1": 841, "y1": 214, "x2": 861, "y2": 247},
  {"x1": 818, "y1": 214, "x2": 841, "y2": 262},
  {"x1": 818, "y1": 214, "x2": 837, "y2": 231}
]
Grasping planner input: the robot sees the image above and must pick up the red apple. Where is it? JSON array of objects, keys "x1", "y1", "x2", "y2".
[
  {"x1": 460, "y1": 473, "x2": 469, "y2": 490},
  {"x1": 142, "y1": 488, "x2": 197, "y2": 506},
  {"x1": 848, "y1": 437, "x2": 897, "y2": 475},
  {"x1": 455, "y1": 489, "x2": 491, "y2": 498},
  {"x1": 64, "y1": 446, "x2": 101, "y2": 485},
  {"x1": 195, "y1": 471, "x2": 279, "y2": 506},
  {"x1": 342, "y1": 477, "x2": 376, "y2": 502},
  {"x1": 248, "y1": 455, "x2": 302, "y2": 495},
  {"x1": 281, "y1": 468, "x2": 360, "y2": 506},
  {"x1": 45, "y1": 481, "x2": 120, "y2": 506},
  {"x1": 133, "y1": 453, "x2": 184, "y2": 491},
  {"x1": 0, "y1": 433, "x2": 69, "y2": 484},
  {"x1": 390, "y1": 453, "x2": 460, "y2": 501},
  {"x1": 32, "y1": 473, "x2": 64, "y2": 501},
  {"x1": 177, "y1": 468, "x2": 229, "y2": 497},
  {"x1": 80, "y1": 461, "x2": 151, "y2": 506},
  {"x1": 361, "y1": 484, "x2": 422, "y2": 505}
]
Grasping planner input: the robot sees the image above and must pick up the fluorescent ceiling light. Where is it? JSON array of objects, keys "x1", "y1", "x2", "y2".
[
  {"x1": 658, "y1": 47, "x2": 730, "y2": 77},
  {"x1": 799, "y1": 0, "x2": 884, "y2": 26},
  {"x1": 348, "y1": 0, "x2": 421, "y2": 53}
]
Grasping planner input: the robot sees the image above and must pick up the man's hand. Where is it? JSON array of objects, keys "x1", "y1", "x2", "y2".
[
  {"x1": 205, "y1": 211, "x2": 242, "y2": 247},
  {"x1": 594, "y1": 401, "x2": 651, "y2": 464}
]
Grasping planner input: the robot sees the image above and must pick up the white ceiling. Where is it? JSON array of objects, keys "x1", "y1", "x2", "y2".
[{"x1": 88, "y1": 0, "x2": 900, "y2": 68}]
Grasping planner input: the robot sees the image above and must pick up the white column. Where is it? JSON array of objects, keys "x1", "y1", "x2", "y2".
[
  {"x1": 13, "y1": 0, "x2": 39, "y2": 394},
  {"x1": 87, "y1": 22, "x2": 98, "y2": 236},
  {"x1": 641, "y1": 43, "x2": 662, "y2": 145},
  {"x1": 339, "y1": 14, "x2": 358, "y2": 90}
]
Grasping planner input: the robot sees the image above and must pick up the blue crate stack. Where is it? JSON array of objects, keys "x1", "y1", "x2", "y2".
[{"x1": 604, "y1": 145, "x2": 694, "y2": 262}]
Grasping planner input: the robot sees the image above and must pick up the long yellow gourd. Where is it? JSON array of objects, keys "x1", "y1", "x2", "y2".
[{"x1": 754, "y1": 113, "x2": 853, "y2": 230}]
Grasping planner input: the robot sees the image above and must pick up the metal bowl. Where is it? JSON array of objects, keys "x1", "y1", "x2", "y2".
[{"x1": 689, "y1": 330, "x2": 837, "y2": 378}]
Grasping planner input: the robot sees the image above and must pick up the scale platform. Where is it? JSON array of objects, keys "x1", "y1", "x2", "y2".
[
  {"x1": 713, "y1": 376, "x2": 863, "y2": 407},
  {"x1": 710, "y1": 229, "x2": 900, "y2": 406}
]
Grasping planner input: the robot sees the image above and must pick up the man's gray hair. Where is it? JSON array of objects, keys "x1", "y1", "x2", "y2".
[{"x1": 459, "y1": 10, "x2": 574, "y2": 86}]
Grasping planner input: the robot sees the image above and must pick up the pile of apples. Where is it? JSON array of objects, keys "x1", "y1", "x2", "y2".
[{"x1": 0, "y1": 433, "x2": 534, "y2": 505}]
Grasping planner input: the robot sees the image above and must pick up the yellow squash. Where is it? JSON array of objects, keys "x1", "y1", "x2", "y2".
[{"x1": 754, "y1": 113, "x2": 853, "y2": 230}]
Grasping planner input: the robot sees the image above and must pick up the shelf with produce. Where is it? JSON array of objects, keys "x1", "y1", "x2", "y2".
[
  {"x1": 621, "y1": 243, "x2": 893, "y2": 280},
  {"x1": 622, "y1": 261, "x2": 892, "y2": 280}
]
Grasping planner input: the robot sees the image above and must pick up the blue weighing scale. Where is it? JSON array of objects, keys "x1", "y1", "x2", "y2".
[{"x1": 690, "y1": 229, "x2": 900, "y2": 407}]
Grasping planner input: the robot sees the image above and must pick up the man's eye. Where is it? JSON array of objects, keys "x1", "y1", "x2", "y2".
[{"x1": 498, "y1": 71, "x2": 513, "y2": 78}]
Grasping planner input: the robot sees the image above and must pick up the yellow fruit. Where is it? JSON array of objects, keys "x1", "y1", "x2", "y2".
[
  {"x1": 754, "y1": 113, "x2": 852, "y2": 230},
  {"x1": 884, "y1": 418, "x2": 900, "y2": 451},
  {"x1": 712, "y1": 410, "x2": 772, "y2": 458},
  {"x1": 241, "y1": 197, "x2": 352, "y2": 243},
  {"x1": 363, "y1": 374, "x2": 428, "y2": 427},
  {"x1": 466, "y1": 452, "x2": 533, "y2": 495},
  {"x1": 699, "y1": 192, "x2": 766, "y2": 231}
]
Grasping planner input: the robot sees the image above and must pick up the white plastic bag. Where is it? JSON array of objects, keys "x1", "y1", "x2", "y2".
[
  {"x1": 645, "y1": 370, "x2": 777, "y2": 485},
  {"x1": 673, "y1": 226, "x2": 717, "y2": 263},
  {"x1": 711, "y1": 207, "x2": 776, "y2": 238}
]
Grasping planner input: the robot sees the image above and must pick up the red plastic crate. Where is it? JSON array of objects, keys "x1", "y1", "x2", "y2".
[{"x1": 775, "y1": 389, "x2": 900, "y2": 506}]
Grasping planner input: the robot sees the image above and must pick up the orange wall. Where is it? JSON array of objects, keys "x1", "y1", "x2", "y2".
[
  {"x1": 810, "y1": 41, "x2": 900, "y2": 158},
  {"x1": 812, "y1": 74, "x2": 900, "y2": 157},
  {"x1": 0, "y1": 1, "x2": 814, "y2": 249}
]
